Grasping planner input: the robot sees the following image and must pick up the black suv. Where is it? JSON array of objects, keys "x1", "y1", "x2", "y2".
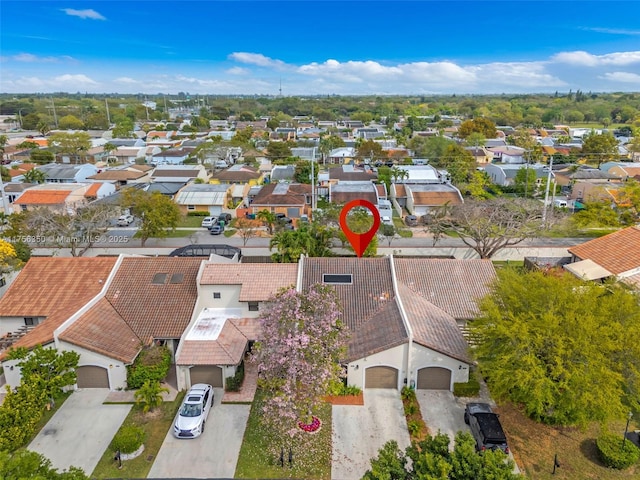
[{"x1": 464, "y1": 403, "x2": 509, "y2": 454}]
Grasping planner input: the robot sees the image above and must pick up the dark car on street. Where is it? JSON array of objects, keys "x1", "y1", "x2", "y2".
[{"x1": 464, "y1": 403, "x2": 509, "y2": 454}]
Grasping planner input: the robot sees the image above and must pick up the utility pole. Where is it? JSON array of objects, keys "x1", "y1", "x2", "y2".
[
  {"x1": 51, "y1": 97, "x2": 58, "y2": 128},
  {"x1": 0, "y1": 179, "x2": 10, "y2": 216},
  {"x1": 105, "y1": 98, "x2": 111, "y2": 125},
  {"x1": 542, "y1": 155, "x2": 554, "y2": 224}
]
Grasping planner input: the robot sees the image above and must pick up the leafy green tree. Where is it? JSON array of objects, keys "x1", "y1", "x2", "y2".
[
  {"x1": 457, "y1": 117, "x2": 497, "y2": 139},
  {"x1": 47, "y1": 132, "x2": 91, "y2": 164},
  {"x1": 16, "y1": 140, "x2": 40, "y2": 150},
  {"x1": 472, "y1": 268, "x2": 640, "y2": 427},
  {"x1": 112, "y1": 119, "x2": 134, "y2": 138},
  {"x1": 30, "y1": 150, "x2": 54, "y2": 164},
  {"x1": 37, "y1": 121, "x2": 50, "y2": 137},
  {"x1": 462, "y1": 170, "x2": 493, "y2": 199},
  {"x1": 134, "y1": 380, "x2": 169, "y2": 413},
  {"x1": 379, "y1": 223, "x2": 397, "y2": 247},
  {"x1": 21, "y1": 113, "x2": 41, "y2": 130},
  {"x1": 230, "y1": 126, "x2": 254, "y2": 147},
  {"x1": 121, "y1": 189, "x2": 181, "y2": 247},
  {"x1": 571, "y1": 201, "x2": 621, "y2": 228},
  {"x1": 266, "y1": 141, "x2": 292, "y2": 160},
  {"x1": 58, "y1": 115, "x2": 85, "y2": 130},
  {"x1": 356, "y1": 139, "x2": 383, "y2": 161},
  {"x1": 581, "y1": 131, "x2": 618, "y2": 166},
  {"x1": 293, "y1": 159, "x2": 316, "y2": 184},
  {"x1": 362, "y1": 440, "x2": 409, "y2": 480},
  {"x1": 257, "y1": 209, "x2": 277, "y2": 235},
  {"x1": 427, "y1": 197, "x2": 545, "y2": 259},
  {"x1": 436, "y1": 144, "x2": 476, "y2": 185},
  {"x1": 270, "y1": 223, "x2": 333, "y2": 262},
  {"x1": 0, "y1": 134, "x2": 7, "y2": 160},
  {"x1": 23, "y1": 168, "x2": 46, "y2": 184},
  {"x1": 513, "y1": 166, "x2": 539, "y2": 198},
  {"x1": 84, "y1": 112, "x2": 108, "y2": 130},
  {"x1": 0, "y1": 165, "x2": 9, "y2": 182},
  {"x1": 7, "y1": 345, "x2": 80, "y2": 406},
  {"x1": 319, "y1": 134, "x2": 346, "y2": 163},
  {"x1": 0, "y1": 450, "x2": 88, "y2": 479}
]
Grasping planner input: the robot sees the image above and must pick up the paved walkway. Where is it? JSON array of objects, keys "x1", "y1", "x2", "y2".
[{"x1": 223, "y1": 357, "x2": 258, "y2": 403}]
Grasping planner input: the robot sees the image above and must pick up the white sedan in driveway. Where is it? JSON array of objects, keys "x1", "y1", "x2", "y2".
[{"x1": 173, "y1": 384, "x2": 213, "y2": 439}]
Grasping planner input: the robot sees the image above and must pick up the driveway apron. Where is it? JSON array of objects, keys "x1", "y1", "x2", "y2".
[
  {"x1": 332, "y1": 389, "x2": 410, "y2": 480},
  {"x1": 29, "y1": 389, "x2": 131, "y2": 475},
  {"x1": 148, "y1": 391, "x2": 250, "y2": 479},
  {"x1": 415, "y1": 390, "x2": 469, "y2": 449}
]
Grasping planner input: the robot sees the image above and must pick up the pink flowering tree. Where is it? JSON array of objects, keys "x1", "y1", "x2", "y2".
[{"x1": 254, "y1": 283, "x2": 348, "y2": 438}]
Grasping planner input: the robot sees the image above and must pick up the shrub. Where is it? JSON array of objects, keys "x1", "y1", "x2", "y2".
[
  {"x1": 401, "y1": 386, "x2": 416, "y2": 402},
  {"x1": 110, "y1": 424, "x2": 145, "y2": 454},
  {"x1": 326, "y1": 379, "x2": 362, "y2": 396},
  {"x1": 225, "y1": 362, "x2": 245, "y2": 392},
  {"x1": 407, "y1": 419, "x2": 422, "y2": 436},
  {"x1": 187, "y1": 211, "x2": 209, "y2": 216},
  {"x1": 126, "y1": 346, "x2": 171, "y2": 389},
  {"x1": 404, "y1": 401, "x2": 418, "y2": 416},
  {"x1": 134, "y1": 380, "x2": 169, "y2": 413},
  {"x1": 453, "y1": 370, "x2": 481, "y2": 397},
  {"x1": 596, "y1": 432, "x2": 640, "y2": 469}
]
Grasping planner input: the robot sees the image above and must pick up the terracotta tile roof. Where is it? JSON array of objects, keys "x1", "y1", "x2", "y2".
[
  {"x1": 331, "y1": 191, "x2": 378, "y2": 205},
  {"x1": 251, "y1": 183, "x2": 311, "y2": 207},
  {"x1": 394, "y1": 259, "x2": 497, "y2": 319},
  {"x1": 0, "y1": 257, "x2": 117, "y2": 356},
  {"x1": 14, "y1": 189, "x2": 71, "y2": 205},
  {"x1": 398, "y1": 284, "x2": 469, "y2": 363},
  {"x1": 229, "y1": 317, "x2": 262, "y2": 340},
  {"x1": 89, "y1": 170, "x2": 147, "y2": 181},
  {"x1": 178, "y1": 320, "x2": 248, "y2": 365},
  {"x1": 567, "y1": 226, "x2": 640, "y2": 275},
  {"x1": 200, "y1": 263, "x2": 297, "y2": 301},
  {"x1": 59, "y1": 298, "x2": 142, "y2": 363},
  {"x1": 8, "y1": 163, "x2": 37, "y2": 178},
  {"x1": 376, "y1": 184, "x2": 387, "y2": 198},
  {"x1": 152, "y1": 169, "x2": 199, "y2": 178},
  {"x1": 84, "y1": 183, "x2": 101, "y2": 198},
  {"x1": 394, "y1": 184, "x2": 407, "y2": 197},
  {"x1": 301, "y1": 257, "x2": 407, "y2": 361},
  {"x1": 104, "y1": 257, "x2": 202, "y2": 340},
  {"x1": 411, "y1": 191, "x2": 462, "y2": 206}
]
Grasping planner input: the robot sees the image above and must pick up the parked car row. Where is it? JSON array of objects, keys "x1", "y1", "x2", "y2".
[{"x1": 201, "y1": 213, "x2": 232, "y2": 229}]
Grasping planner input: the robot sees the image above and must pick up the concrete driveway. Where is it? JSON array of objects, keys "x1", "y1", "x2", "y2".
[
  {"x1": 148, "y1": 389, "x2": 250, "y2": 479},
  {"x1": 332, "y1": 389, "x2": 411, "y2": 480},
  {"x1": 415, "y1": 390, "x2": 470, "y2": 449},
  {"x1": 29, "y1": 389, "x2": 131, "y2": 474}
]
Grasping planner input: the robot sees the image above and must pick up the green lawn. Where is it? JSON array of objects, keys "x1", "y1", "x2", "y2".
[
  {"x1": 91, "y1": 391, "x2": 184, "y2": 479},
  {"x1": 178, "y1": 215, "x2": 207, "y2": 228},
  {"x1": 235, "y1": 393, "x2": 332, "y2": 479}
]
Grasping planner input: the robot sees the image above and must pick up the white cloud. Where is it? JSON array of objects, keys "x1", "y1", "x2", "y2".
[
  {"x1": 228, "y1": 52, "x2": 286, "y2": 69},
  {"x1": 53, "y1": 74, "x2": 98, "y2": 86},
  {"x1": 586, "y1": 27, "x2": 640, "y2": 36},
  {"x1": 9, "y1": 53, "x2": 76, "y2": 63},
  {"x1": 61, "y1": 8, "x2": 106, "y2": 20},
  {"x1": 601, "y1": 71, "x2": 640, "y2": 83},
  {"x1": 552, "y1": 50, "x2": 640, "y2": 67},
  {"x1": 114, "y1": 77, "x2": 139, "y2": 84},
  {"x1": 226, "y1": 67, "x2": 249, "y2": 75}
]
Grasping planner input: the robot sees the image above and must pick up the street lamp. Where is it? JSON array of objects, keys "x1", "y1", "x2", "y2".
[
  {"x1": 17, "y1": 109, "x2": 24, "y2": 129},
  {"x1": 622, "y1": 411, "x2": 633, "y2": 448}
]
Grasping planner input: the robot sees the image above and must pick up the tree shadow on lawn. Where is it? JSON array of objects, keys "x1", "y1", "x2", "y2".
[{"x1": 579, "y1": 438, "x2": 605, "y2": 467}]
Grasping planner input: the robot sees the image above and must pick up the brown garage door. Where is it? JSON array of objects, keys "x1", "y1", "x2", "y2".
[
  {"x1": 76, "y1": 366, "x2": 109, "y2": 388},
  {"x1": 365, "y1": 366, "x2": 398, "y2": 389},
  {"x1": 416, "y1": 367, "x2": 451, "y2": 390},
  {"x1": 189, "y1": 366, "x2": 223, "y2": 388}
]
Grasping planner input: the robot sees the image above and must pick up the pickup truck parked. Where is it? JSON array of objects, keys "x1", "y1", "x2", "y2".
[{"x1": 464, "y1": 403, "x2": 510, "y2": 454}]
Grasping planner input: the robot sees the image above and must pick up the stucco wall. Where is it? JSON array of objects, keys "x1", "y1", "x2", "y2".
[
  {"x1": 410, "y1": 343, "x2": 469, "y2": 388},
  {"x1": 58, "y1": 341, "x2": 128, "y2": 390},
  {"x1": 347, "y1": 344, "x2": 408, "y2": 390},
  {"x1": 0, "y1": 316, "x2": 29, "y2": 336}
]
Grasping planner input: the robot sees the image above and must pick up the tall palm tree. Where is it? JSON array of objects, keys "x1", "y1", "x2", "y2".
[{"x1": 256, "y1": 210, "x2": 276, "y2": 235}]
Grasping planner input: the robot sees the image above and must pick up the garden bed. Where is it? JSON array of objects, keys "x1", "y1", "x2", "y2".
[{"x1": 323, "y1": 393, "x2": 364, "y2": 405}]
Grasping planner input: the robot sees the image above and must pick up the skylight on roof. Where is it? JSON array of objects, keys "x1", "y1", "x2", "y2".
[
  {"x1": 170, "y1": 273, "x2": 184, "y2": 284},
  {"x1": 152, "y1": 273, "x2": 168, "y2": 285},
  {"x1": 323, "y1": 274, "x2": 353, "y2": 285}
]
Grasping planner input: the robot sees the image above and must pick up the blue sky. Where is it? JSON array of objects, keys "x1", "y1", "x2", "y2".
[{"x1": 1, "y1": 1, "x2": 640, "y2": 95}]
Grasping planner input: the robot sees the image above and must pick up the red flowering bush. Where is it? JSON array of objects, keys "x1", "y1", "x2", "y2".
[{"x1": 298, "y1": 416, "x2": 321, "y2": 433}]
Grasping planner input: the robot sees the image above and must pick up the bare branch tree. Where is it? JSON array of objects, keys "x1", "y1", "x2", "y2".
[
  {"x1": 426, "y1": 197, "x2": 546, "y2": 259},
  {"x1": 235, "y1": 217, "x2": 260, "y2": 246}
]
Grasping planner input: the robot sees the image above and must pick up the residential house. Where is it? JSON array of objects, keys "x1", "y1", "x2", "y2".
[
  {"x1": 6, "y1": 163, "x2": 38, "y2": 182},
  {"x1": 328, "y1": 165, "x2": 378, "y2": 183},
  {"x1": 152, "y1": 148, "x2": 191, "y2": 165},
  {"x1": 564, "y1": 226, "x2": 640, "y2": 287},
  {"x1": 402, "y1": 184, "x2": 464, "y2": 217},
  {"x1": 1, "y1": 255, "x2": 496, "y2": 392},
  {"x1": 603, "y1": 162, "x2": 640, "y2": 180},
  {"x1": 87, "y1": 165, "x2": 152, "y2": 189},
  {"x1": 12, "y1": 182, "x2": 115, "y2": 213},
  {"x1": 484, "y1": 163, "x2": 550, "y2": 187},
  {"x1": 39, "y1": 163, "x2": 98, "y2": 183},
  {"x1": 327, "y1": 147, "x2": 357, "y2": 165},
  {"x1": 465, "y1": 146, "x2": 494, "y2": 165},
  {"x1": 329, "y1": 181, "x2": 386, "y2": 207},
  {"x1": 249, "y1": 182, "x2": 311, "y2": 218},
  {"x1": 151, "y1": 165, "x2": 208, "y2": 183},
  {"x1": 394, "y1": 165, "x2": 443, "y2": 183},
  {"x1": 145, "y1": 182, "x2": 186, "y2": 198},
  {"x1": 210, "y1": 165, "x2": 263, "y2": 185},
  {"x1": 290, "y1": 147, "x2": 318, "y2": 161},
  {"x1": 487, "y1": 146, "x2": 527, "y2": 164},
  {"x1": 270, "y1": 165, "x2": 295, "y2": 183},
  {"x1": 111, "y1": 146, "x2": 147, "y2": 164},
  {"x1": 552, "y1": 166, "x2": 623, "y2": 201},
  {"x1": 174, "y1": 183, "x2": 231, "y2": 216},
  {"x1": 2, "y1": 183, "x2": 34, "y2": 206}
]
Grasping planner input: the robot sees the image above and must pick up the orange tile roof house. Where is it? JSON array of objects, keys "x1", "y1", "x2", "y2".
[
  {"x1": 249, "y1": 182, "x2": 312, "y2": 217},
  {"x1": 565, "y1": 226, "x2": 640, "y2": 284},
  {"x1": 12, "y1": 182, "x2": 116, "y2": 213},
  {"x1": 1, "y1": 255, "x2": 496, "y2": 393}
]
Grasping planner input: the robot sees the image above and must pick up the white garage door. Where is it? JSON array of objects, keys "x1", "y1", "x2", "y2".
[
  {"x1": 76, "y1": 366, "x2": 109, "y2": 388},
  {"x1": 416, "y1": 367, "x2": 451, "y2": 390},
  {"x1": 189, "y1": 365, "x2": 223, "y2": 388},
  {"x1": 365, "y1": 366, "x2": 398, "y2": 389}
]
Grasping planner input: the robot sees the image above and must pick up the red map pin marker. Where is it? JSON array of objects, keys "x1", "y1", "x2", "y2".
[{"x1": 339, "y1": 199, "x2": 381, "y2": 258}]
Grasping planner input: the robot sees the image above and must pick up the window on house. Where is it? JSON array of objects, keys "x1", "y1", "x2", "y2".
[
  {"x1": 213, "y1": 292, "x2": 221, "y2": 299},
  {"x1": 24, "y1": 317, "x2": 35, "y2": 326},
  {"x1": 0, "y1": 277, "x2": 5, "y2": 287},
  {"x1": 248, "y1": 301, "x2": 259, "y2": 311},
  {"x1": 187, "y1": 205, "x2": 195, "y2": 211}
]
